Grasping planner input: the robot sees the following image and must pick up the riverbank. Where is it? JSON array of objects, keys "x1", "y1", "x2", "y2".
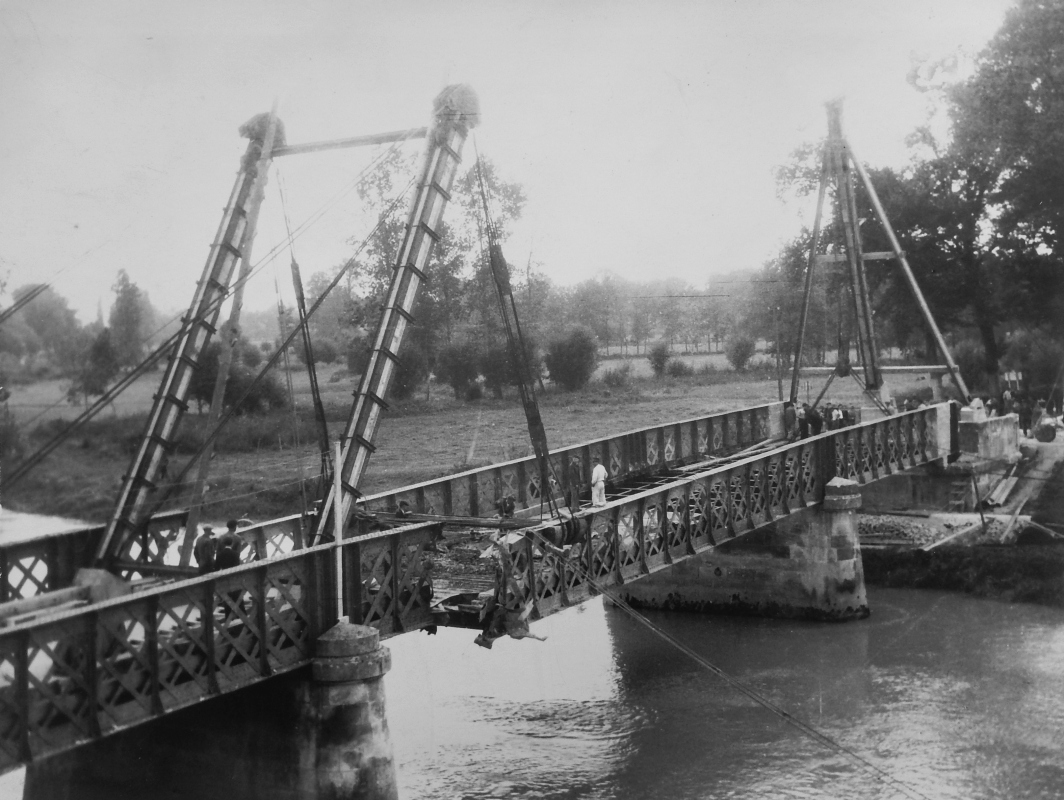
[
  {"x1": 861, "y1": 439, "x2": 1064, "y2": 608},
  {"x1": 863, "y1": 545, "x2": 1064, "y2": 606}
]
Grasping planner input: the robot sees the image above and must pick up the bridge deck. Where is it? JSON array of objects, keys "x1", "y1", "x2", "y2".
[{"x1": 0, "y1": 402, "x2": 952, "y2": 773}]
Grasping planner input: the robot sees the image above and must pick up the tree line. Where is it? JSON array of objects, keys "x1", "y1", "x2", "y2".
[
  {"x1": 0, "y1": 270, "x2": 164, "y2": 402},
  {"x1": 289, "y1": 2, "x2": 1064, "y2": 403},
  {"x1": 4, "y1": 1, "x2": 1063, "y2": 412}
]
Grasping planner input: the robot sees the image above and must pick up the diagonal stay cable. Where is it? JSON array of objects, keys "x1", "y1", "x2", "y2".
[
  {"x1": 144, "y1": 173, "x2": 419, "y2": 519},
  {"x1": 6, "y1": 134, "x2": 418, "y2": 481}
]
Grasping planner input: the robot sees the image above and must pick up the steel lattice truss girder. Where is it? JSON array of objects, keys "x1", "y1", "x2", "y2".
[{"x1": 0, "y1": 404, "x2": 951, "y2": 775}]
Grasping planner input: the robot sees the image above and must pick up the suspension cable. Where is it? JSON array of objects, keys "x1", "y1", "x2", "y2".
[
  {"x1": 277, "y1": 167, "x2": 332, "y2": 488},
  {"x1": 141, "y1": 172, "x2": 419, "y2": 519}
]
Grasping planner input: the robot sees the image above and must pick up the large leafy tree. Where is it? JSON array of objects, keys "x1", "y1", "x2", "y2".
[
  {"x1": 334, "y1": 150, "x2": 527, "y2": 389},
  {"x1": 772, "y1": 1, "x2": 1064, "y2": 393},
  {"x1": 108, "y1": 270, "x2": 155, "y2": 369},
  {"x1": 66, "y1": 327, "x2": 119, "y2": 405},
  {"x1": 12, "y1": 285, "x2": 82, "y2": 370},
  {"x1": 868, "y1": 0, "x2": 1064, "y2": 390}
]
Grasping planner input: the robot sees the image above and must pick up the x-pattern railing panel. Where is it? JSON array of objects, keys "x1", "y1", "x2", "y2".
[
  {"x1": 262, "y1": 562, "x2": 311, "y2": 668},
  {"x1": 6, "y1": 556, "x2": 48, "y2": 600},
  {"x1": 0, "y1": 406, "x2": 948, "y2": 773},
  {"x1": 96, "y1": 604, "x2": 156, "y2": 725},
  {"x1": 0, "y1": 519, "x2": 440, "y2": 775},
  {"x1": 364, "y1": 402, "x2": 781, "y2": 520},
  {"x1": 494, "y1": 406, "x2": 946, "y2": 623},
  {"x1": 0, "y1": 407, "x2": 782, "y2": 593}
]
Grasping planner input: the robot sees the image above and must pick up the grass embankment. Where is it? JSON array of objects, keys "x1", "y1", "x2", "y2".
[
  {"x1": 863, "y1": 547, "x2": 1064, "y2": 607},
  {"x1": 0, "y1": 361, "x2": 924, "y2": 526}
]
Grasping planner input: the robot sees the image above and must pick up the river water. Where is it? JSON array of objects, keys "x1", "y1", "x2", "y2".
[{"x1": 386, "y1": 588, "x2": 1064, "y2": 800}]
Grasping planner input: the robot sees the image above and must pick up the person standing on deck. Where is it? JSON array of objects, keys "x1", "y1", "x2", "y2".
[
  {"x1": 215, "y1": 519, "x2": 245, "y2": 570},
  {"x1": 783, "y1": 401, "x2": 798, "y2": 441},
  {"x1": 805, "y1": 403, "x2": 824, "y2": 435},
  {"x1": 1016, "y1": 397, "x2": 1030, "y2": 436},
  {"x1": 591, "y1": 456, "x2": 608, "y2": 507},
  {"x1": 193, "y1": 526, "x2": 217, "y2": 575}
]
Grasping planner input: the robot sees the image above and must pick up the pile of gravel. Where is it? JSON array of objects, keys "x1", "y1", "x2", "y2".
[{"x1": 858, "y1": 514, "x2": 938, "y2": 547}]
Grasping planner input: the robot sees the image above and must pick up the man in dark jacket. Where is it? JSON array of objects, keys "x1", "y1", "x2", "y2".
[
  {"x1": 193, "y1": 526, "x2": 217, "y2": 575},
  {"x1": 215, "y1": 519, "x2": 245, "y2": 570},
  {"x1": 804, "y1": 403, "x2": 824, "y2": 435}
]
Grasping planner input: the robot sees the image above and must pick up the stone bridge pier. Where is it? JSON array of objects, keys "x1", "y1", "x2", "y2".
[{"x1": 617, "y1": 478, "x2": 868, "y2": 621}]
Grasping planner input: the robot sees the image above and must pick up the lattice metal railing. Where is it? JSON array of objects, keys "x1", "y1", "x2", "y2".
[
  {"x1": 0, "y1": 405, "x2": 951, "y2": 771},
  {"x1": 0, "y1": 404, "x2": 779, "y2": 598},
  {"x1": 0, "y1": 520, "x2": 438, "y2": 773},
  {"x1": 484, "y1": 404, "x2": 947, "y2": 628},
  {"x1": 367, "y1": 402, "x2": 779, "y2": 519}
]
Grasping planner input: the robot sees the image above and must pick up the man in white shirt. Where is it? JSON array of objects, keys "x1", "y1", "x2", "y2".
[{"x1": 591, "y1": 456, "x2": 608, "y2": 507}]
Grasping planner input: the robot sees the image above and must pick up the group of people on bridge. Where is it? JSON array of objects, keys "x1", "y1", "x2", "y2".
[
  {"x1": 783, "y1": 401, "x2": 858, "y2": 442},
  {"x1": 193, "y1": 519, "x2": 247, "y2": 575}
]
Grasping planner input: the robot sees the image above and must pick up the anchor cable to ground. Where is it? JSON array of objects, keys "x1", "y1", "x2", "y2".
[{"x1": 503, "y1": 518, "x2": 936, "y2": 800}]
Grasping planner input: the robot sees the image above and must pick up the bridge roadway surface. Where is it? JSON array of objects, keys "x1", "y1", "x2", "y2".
[{"x1": 0, "y1": 401, "x2": 952, "y2": 774}]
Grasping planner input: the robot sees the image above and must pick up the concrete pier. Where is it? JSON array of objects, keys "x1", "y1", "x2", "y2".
[
  {"x1": 23, "y1": 623, "x2": 398, "y2": 800},
  {"x1": 305, "y1": 622, "x2": 398, "y2": 800},
  {"x1": 619, "y1": 478, "x2": 868, "y2": 621}
]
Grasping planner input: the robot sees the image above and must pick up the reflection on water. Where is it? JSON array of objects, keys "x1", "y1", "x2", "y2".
[{"x1": 387, "y1": 588, "x2": 1064, "y2": 799}]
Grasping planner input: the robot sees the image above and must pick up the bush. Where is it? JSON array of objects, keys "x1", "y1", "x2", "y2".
[
  {"x1": 240, "y1": 342, "x2": 263, "y2": 370},
  {"x1": 648, "y1": 343, "x2": 670, "y2": 378},
  {"x1": 175, "y1": 407, "x2": 312, "y2": 454},
  {"x1": 480, "y1": 343, "x2": 512, "y2": 400},
  {"x1": 189, "y1": 342, "x2": 287, "y2": 415},
  {"x1": 292, "y1": 337, "x2": 340, "y2": 367},
  {"x1": 437, "y1": 340, "x2": 481, "y2": 399},
  {"x1": 346, "y1": 335, "x2": 371, "y2": 376},
  {"x1": 479, "y1": 338, "x2": 541, "y2": 399},
  {"x1": 545, "y1": 327, "x2": 599, "y2": 391},
  {"x1": 313, "y1": 339, "x2": 339, "y2": 365},
  {"x1": 389, "y1": 340, "x2": 431, "y2": 401},
  {"x1": 725, "y1": 335, "x2": 757, "y2": 372},
  {"x1": 602, "y1": 362, "x2": 631, "y2": 388},
  {"x1": 225, "y1": 365, "x2": 288, "y2": 415},
  {"x1": 666, "y1": 359, "x2": 694, "y2": 378}
]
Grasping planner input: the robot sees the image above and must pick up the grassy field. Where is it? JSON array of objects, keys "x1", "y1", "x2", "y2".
[{"x1": 0, "y1": 362, "x2": 933, "y2": 525}]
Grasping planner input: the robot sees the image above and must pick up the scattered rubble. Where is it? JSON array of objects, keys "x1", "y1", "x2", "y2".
[
  {"x1": 858, "y1": 514, "x2": 938, "y2": 547},
  {"x1": 430, "y1": 529, "x2": 498, "y2": 590}
]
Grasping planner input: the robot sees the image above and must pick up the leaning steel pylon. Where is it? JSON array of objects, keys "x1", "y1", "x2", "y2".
[
  {"x1": 311, "y1": 85, "x2": 480, "y2": 546},
  {"x1": 96, "y1": 114, "x2": 283, "y2": 567},
  {"x1": 789, "y1": 100, "x2": 971, "y2": 407}
]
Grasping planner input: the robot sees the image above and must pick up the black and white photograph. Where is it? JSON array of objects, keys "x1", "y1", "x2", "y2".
[{"x1": 0, "y1": 2, "x2": 1062, "y2": 798}]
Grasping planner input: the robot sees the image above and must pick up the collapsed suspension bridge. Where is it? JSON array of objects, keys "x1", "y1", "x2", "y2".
[{"x1": 0, "y1": 87, "x2": 963, "y2": 800}]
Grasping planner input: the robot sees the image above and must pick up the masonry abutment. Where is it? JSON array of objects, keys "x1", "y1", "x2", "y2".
[
  {"x1": 861, "y1": 411, "x2": 1020, "y2": 513},
  {"x1": 22, "y1": 622, "x2": 399, "y2": 800},
  {"x1": 618, "y1": 478, "x2": 869, "y2": 621}
]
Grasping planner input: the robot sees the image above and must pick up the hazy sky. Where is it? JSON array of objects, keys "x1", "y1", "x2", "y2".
[{"x1": 1, "y1": 0, "x2": 1014, "y2": 325}]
